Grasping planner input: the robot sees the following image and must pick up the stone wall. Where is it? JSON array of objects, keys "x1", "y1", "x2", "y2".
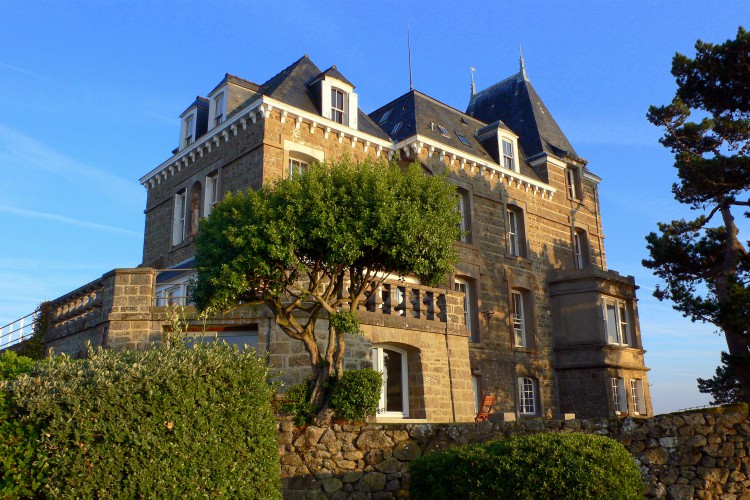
[{"x1": 279, "y1": 411, "x2": 750, "y2": 499}]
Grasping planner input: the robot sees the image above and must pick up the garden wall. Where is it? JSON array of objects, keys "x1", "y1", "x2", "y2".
[{"x1": 278, "y1": 411, "x2": 750, "y2": 499}]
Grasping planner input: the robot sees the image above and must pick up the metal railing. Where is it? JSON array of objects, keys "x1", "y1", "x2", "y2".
[{"x1": 0, "y1": 311, "x2": 37, "y2": 350}]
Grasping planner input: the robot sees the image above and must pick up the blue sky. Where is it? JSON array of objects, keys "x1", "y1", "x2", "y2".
[{"x1": 1, "y1": 0, "x2": 747, "y2": 413}]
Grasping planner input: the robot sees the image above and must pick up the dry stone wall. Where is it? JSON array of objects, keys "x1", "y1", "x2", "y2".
[{"x1": 278, "y1": 411, "x2": 750, "y2": 499}]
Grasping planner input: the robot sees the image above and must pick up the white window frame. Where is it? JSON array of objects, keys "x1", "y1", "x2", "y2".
[
  {"x1": 630, "y1": 379, "x2": 645, "y2": 415},
  {"x1": 184, "y1": 115, "x2": 195, "y2": 147},
  {"x1": 518, "y1": 377, "x2": 537, "y2": 415},
  {"x1": 454, "y1": 277, "x2": 477, "y2": 341},
  {"x1": 204, "y1": 172, "x2": 219, "y2": 218},
  {"x1": 457, "y1": 190, "x2": 470, "y2": 243},
  {"x1": 472, "y1": 375, "x2": 481, "y2": 415},
  {"x1": 611, "y1": 377, "x2": 628, "y2": 414},
  {"x1": 214, "y1": 92, "x2": 225, "y2": 126},
  {"x1": 289, "y1": 158, "x2": 309, "y2": 178},
  {"x1": 172, "y1": 190, "x2": 187, "y2": 246},
  {"x1": 502, "y1": 139, "x2": 515, "y2": 171},
  {"x1": 507, "y1": 207, "x2": 523, "y2": 257},
  {"x1": 372, "y1": 345, "x2": 409, "y2": 418},
  {"x1": 512, "y1": 290, "x2": 526, "y2": 347},
  {"x1": 603, "y1": 298, "x2": 631, "y2": 346},
  {"x1": 331, "y1": 87, "x2": 346, "y2": 124},
  {"x1": 567, "y1": 167, "x2": 579, "y2": 199}
]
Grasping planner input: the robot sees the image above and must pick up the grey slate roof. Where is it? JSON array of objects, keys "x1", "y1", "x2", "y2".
[
  {"x1": 316, "y1": 65, "x2": 355, "y2": 88},
  {"x1": 369, "y1": 90, "x2": 542, "y2": 181},
  {"x1": 466, "y1": 72, "x2": 578, "y2": 160},
  {"x1": 253, "y1": 55, "x2": 388, "y2": 140}
]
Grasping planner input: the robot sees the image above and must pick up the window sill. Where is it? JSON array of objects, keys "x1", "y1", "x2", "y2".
[
  {"x1": 455, "y1": 240, "x2": 479, "y2": 251},
  {"x1": 505, "y1": 254, "x2": 532, "y2": 264},
  {"x1": 171, "y1": 236, "x2": 194, "y2": 252},
  {"x1": 513, "y1": 346, "x2": 539, "y2": 354}
]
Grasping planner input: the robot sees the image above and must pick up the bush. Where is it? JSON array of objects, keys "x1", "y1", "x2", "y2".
[
  {"x1": 280, "y1": 379, "x2": 316, "y2": 426},
  {"x1": 5, "y1": 341, "x2": 281, "y2": 499},
  {"x1": 0, "y1": 351, "x2": 43, "y2": 498},
  {"x1": 329, "y1": 369, "x2": 382, "y2": 421},
  {"x1": 409, "y1": 432, "x2": 644, "y2": 499}
]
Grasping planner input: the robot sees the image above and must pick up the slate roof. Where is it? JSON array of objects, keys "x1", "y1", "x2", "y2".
[
  {"x1": 466, "y1": 72, "x2": 578, "y2": 160},
  {"x1": 249, "y1": 55, "x2": 388, "y2": 140},
  {"x1": 370, "y1": 90, "x2": 542, "y2": 181},
  {"x1": 316, "y1": 66, "x2": 355, "y2": 88}
]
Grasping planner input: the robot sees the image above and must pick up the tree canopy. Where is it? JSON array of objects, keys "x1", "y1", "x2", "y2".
[
  {"x1": 697, "y1": 351, "x2": 744, "y2": 406},
  {"x1": 190, "y1": 157, "x2": 460, "y2": 412},
  {"x1": 645, "y1": 27, "x2": 750, "y2": 404}
]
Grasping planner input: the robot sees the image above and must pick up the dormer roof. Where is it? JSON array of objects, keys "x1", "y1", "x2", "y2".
[
  {"x1": 179, "y1": 96, "x2": 209, "y2": 118},
  {"x1": 466, "y1": 70, "x2": 578, "y2": 161},
  {"x1": 310, "y1": 65, "x2": 355, "y2": 88},
  {"x1": 208, "y1": 73, "x2": 260, "y2": 96}
]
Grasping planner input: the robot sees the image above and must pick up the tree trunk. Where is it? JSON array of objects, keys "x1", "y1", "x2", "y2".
[{"x1": 724, "y1": 330, "x2": 750, "y2": 405}]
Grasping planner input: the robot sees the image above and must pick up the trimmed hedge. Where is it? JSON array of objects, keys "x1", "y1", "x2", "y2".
[
  {"x1": 329, "y1": 368, "x2": 382, "y2": 421},
  {"x1": 3, "y1": 342, "x2": 280, "y2": 499},
  {"x1": 409, "y1": 432, "x2": 644, "y2": 499}
]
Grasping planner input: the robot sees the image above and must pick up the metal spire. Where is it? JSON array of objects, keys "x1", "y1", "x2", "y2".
[
  {"x1": 470, "y1": 66, "x2": 476, "y2": 96},
  {"x1": 408, "y1": 25, "x2": 413, "y2": 91},
  {"x1": 519, "y1": 44, "x2": 527, "y2": 79}
]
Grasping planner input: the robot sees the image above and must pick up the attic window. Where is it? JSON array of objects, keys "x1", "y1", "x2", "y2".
[
  {"x1": 456, "y1": 133, "x2": 471, "y2": 147},
  {"x1": 392, "y1": 122, "x2": 403, "y2": 134},
  {"x1": 331, "y1": 88, "x2": 345, "y2": 124},
  {"x1": 438, "y1": 125, "x2": 450, "y2": 138},
  {"x1": 460, "y1": 117, "x2": 468, "y2": 124},
  {"x1": 379, "y1": 109, "x2": 392, "y2": 124}
]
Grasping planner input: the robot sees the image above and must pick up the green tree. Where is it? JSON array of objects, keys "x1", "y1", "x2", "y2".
[
  {"x1": 190, "y1": 157, "x2": 460, "y2": 414},
  {"x1": 645, "y1": 27, "x2": 750, "y2": 404},
  {"x1": 697, "y1": 351, "x2": 744, "y2": 405}
]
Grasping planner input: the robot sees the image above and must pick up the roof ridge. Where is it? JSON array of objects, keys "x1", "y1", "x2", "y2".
[
  {"x1": 225, "y1": 73, "x2": 260, "y2": 88},
  {"x1": 260, "y1": 54, "x2": 314, "y2": 88}
]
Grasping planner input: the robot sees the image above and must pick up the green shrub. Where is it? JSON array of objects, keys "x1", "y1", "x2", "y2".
[
  {"x1": 0, "y1": 351, "x2": 44, "y2": 498},
  {"x1": 329, "y1": 369, "x2": 382, "y2": 421},
  {"x1": 280, "y1": 379, "x2": 316, "y2": 426},
  {"x1": 409, "y1": 432, "x2": 644, "y2": 499},
  {"x1": 5, "y1": 341, "x2": 281, "y2": 499}
]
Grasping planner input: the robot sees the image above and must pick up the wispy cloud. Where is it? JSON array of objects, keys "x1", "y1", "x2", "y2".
[
  {"x1": 0, "y1": 206, "x2": 141, "y2": 237},
  {"x1": 0, "y1": 124, "x2": 143, "y2": 203},
  {"x1": 0, "y1": 61, "x2": 50, "y2": 81}
]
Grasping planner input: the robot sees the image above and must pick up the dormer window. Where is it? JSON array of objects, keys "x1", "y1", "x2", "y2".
[
  {"x1": 214, "y1": 93, "x2": 225, "y2": 126},
  {"x1": 184, "y1": 115, "x2": 195, "y2": 147},
  {"x1": 567, "y1": 167, "x2": 583, "y2": 200},
  {"x1": 331, "y1": 88, "x2": 345, "y2": 124},
  {"x1": 379, "y1": 109, "x2": 392, "y2": 123},
  {"x1": 502, "y1": 139, "x2": 514, "y2": 170}
]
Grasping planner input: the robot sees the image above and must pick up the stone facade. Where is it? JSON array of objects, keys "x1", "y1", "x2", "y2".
[
  {"x1": 23, "y1": 54, "x2": 652, "y2": 423},
  {"x1": 278, "y1": 411, "x2": 750, "y2": 499}
]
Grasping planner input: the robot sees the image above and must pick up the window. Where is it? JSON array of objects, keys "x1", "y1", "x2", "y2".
[
  {"x1": 630, "y1": 379, "x2": 645, "y2": 415},
  {"x1": 574, "y1": 229, "x2": 589, "y2": 269},
  {"x1": 438, "y1": 125, "x2": 450, "y2": 138},
  {"x1": 502, "y1": 139, "x2": 514, "y2": 170},
  {"x1": 172, "y1": 190, "x2": 187, "y2": 245},
  {"x1": 472, "y1": 375, "x2": 482, "y2": 415},
  {"x1": 391, "y1": 121, "x2": 403, "y2": 135},
  {"x1": 604, "y1": 298, "x2": 631, "y2": 345},
  {"x1": 518, "y1": 377, "x2": 537, "y2": 415},
  {"x1": 372, "y1": 346, "x2": 409, "y2": 418},
  {"x1": 184, "y1": 115, "x2": 195, "y2": 147},
  {"x1": 289, "y1": 158, "x2": 309, "y2": 178},
  {"x1": 567, "y1": 167, "x2": 583, "y2": 200},
  {"x1": 507, "y1": 206, "x2": 526, "y2": 257},
  {"x1": 611, "y1": 378, "x2": 628, "y2": 414},
  {"x1": 187, "y1": 328, "x2": 259, "y2": 351},
  {"x1": 379, "y1": 109, "x2": 392, "y2": 123},
  {"x1": 512, "y1": 290, "x2": 527, "y2": 347},
  {"x1": 456, "y1": 133, "x2": 471, "y2": 147},
  {"x1": 204, "y1": 172, "x2": 219, "y2": 217},
  {"x1": 454, "y1": 277, "x2": 478, "y2": 341},
  {"x1": 214, "y1": 93, "x2": 225, "y2": 126},
  {"x1": 331, "y1": 88, "x2": 345, "y2": 124},
  {"x1": 457, "y1": 189, "x2": 471, "y2": 243},
  {"x1": 155, "y1": 285, "x2": 184, "y2": 306}
]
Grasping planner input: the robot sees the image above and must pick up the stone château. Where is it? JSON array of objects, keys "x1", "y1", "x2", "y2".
[{"x1": 9, "y1": 54, "x2": 652, "y2": 421}]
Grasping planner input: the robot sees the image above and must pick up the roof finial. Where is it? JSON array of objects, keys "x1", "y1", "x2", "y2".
[
  {"x1": 470, "y1": 66, "x2": 476, "y2": 96},
  {"x1": 407, "y1": 25, "x2": 414, "y2": 91},
  {"x1": 519, "y1": 43, "x2": 527, "y2": 79}
]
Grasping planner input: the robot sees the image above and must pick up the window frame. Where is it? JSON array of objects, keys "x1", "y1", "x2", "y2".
[
  {"x1": 204, "y1": 171, "x2": 220, "y2": 218},
  {"x1": 289, "y1": 158, "x2": 309, "y2": 178},
  {"x1": 184, "y1": 115, "x2": 195, "y2": 147},
  {"x1": 331, "y1": 87, "x2": 346, "y2": 124},
  {"x1": 438, "y1": 125, "x2": 450, "y2": 138},
  {"x1": 372, "y1": 345, "x2": 410, "y2": 418},
  {"x1": 518, "y1": 376, "x2": 538, "y2": 415},
  {"x1": 630, "y1": 379, "x2": 645, "y2": 415},
  {"x1": 512, "y1": 290, "x2": 526, "y2": 347},
  {"x1": 172, "y1": 189, "x2": 187, "y2": 246},
  {"x1": 379, "y1": 109, "x2": 392, "y2": 123},
  {"x1": 214, "y1": 92, "x2": 225, "y2": 126},
  {"x1": 456, "y1": 188, "x2": 471, "y2": 244},
  {"x1": 454, "y1": 276, "x2": 479, "y2": 342},
  {"x1": 506, "y1": 205, "x2": 527, "y2": 258},
  {"x1": 611, "y1": 377, "x2": 628, "y2": 414},
  {"x1": 567, "y1": 167, "x2": 583, "y2": 200},
  {"x1": 574, "y1": 228, "x2": 589, "y2": 270},
  {"x1": 502, "y1": 139, "x2": 514, "y2": 170},
  {"x1": 603, "y1": 298, "x2": 631, "y2": 346},
  {"x1": 391, "y1": 121, "x2": 403, "y2": 135},
  {"x1": 456, "y1": 132, "x2": 471, "y2": 147}
]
